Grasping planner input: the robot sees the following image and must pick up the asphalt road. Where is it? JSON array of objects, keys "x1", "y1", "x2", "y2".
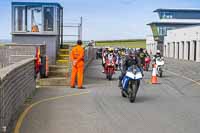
[{"x1": 18, "y1": 59, "x2": 200, "y2": 133}]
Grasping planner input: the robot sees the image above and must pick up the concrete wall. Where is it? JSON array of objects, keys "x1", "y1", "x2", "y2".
[
  {"x1": 164, "y1": 25, "x2": 200, "y2": 62},
  {"x1": 0, "y1": 58, "x2": 36, "y2": 132},
  {"x1": 146, "y1": 36, "x2": 157, "y2": 55},
  {"x1": 0, "y1": 44, "x2": 46, "y2": 68},
  {"x1": 12, "y1": 35, "x2": 58, "y2": 64}
]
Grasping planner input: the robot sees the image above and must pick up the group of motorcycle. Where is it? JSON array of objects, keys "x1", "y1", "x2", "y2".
[{"x1": 99, "y1": 48, "x2": 165, "y2": 103}]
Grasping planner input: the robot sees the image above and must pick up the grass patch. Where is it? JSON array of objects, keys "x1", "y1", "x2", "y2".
[
  {"x1": 0, "y1": 43, "x2": 4, "y2": 46},
  {"x1": 96, "y1": 39, "x2": 146, "y2": 48}
]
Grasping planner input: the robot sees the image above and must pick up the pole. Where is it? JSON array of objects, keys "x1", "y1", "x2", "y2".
[{"x1": 80, "y1": 16, "x2": 83, "y2": 40}]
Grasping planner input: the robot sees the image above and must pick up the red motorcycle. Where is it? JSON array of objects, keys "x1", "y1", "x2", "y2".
[
  {"x1": 104, "y1": 55, "x2": 115, "y2": 80},
  {"x1": 143, "y1": 56, "x2": 151, "y2": 71}
]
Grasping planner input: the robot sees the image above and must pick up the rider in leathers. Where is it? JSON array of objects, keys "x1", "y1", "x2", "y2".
[{"x1": 118, "y1": 50, "x2": 143, "y2": 87}]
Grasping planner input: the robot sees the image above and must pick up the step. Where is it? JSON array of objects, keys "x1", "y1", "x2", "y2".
[
  {"x1": 49, "y1": 65, "x2": 69, "y2": 71},
  {"x1": 58, "y1": 54, "x2": 70, "y2": 60},
  {"x1": 39, "y1": 77, "x2": 70, "y2": 86},
  {"x1": 60, "y1": 45, "x2": 70, "y2": 49},
  {"x1": 59, "y1": 49, "x2": 70, "y2": 55},
  {"x1": 56, "y1": 60, "x2": 70, "y2": 66},
  {"x1": 48, "y1": 71, "x2": 70, "y2": 78},
  {"x1": 59, "y1": 49, "x2": 70, "y2": 52}
]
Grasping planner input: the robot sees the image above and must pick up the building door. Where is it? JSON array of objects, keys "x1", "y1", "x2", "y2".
[
  {"x1": 194, "y1": 41, "x2": 197, "y2": 61},
  {"x1": 188, "y1": 42, "x2": 190, "y2": 60}
]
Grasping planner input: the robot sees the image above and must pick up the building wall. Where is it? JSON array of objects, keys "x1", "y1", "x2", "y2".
[
  {"x1": 164, "y1": 25, "x2": 200, "y2": 62},
  {"x1": 146, "y1": 36, "x2": 157, "y2": 55},
  {"x1": 12, "y1": 35, "x2": 58, "y2": 64}
]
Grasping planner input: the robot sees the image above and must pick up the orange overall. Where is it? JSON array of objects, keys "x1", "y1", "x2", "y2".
[{"x1": 70, "y1": 45, "x2": 84, "y2": 88}]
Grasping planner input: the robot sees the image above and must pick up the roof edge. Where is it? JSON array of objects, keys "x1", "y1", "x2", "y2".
[
  {"x1": 154, "y1": 8, "x2": 200, "y2": 13},
  {"x1": 12, "y1": 2, "x2": 63, "y2": 8}
]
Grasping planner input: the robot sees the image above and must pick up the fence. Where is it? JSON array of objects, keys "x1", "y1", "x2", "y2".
[{"x1": 0, "y1": 58, "x2": 36, "y2": 132}]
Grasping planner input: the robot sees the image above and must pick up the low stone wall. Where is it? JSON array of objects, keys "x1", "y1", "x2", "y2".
[
  {"x1": 0, "y1": 44, "x2": 46, "y2": 68},
  {"x1": 0, "y1": 58, "x2": 36, "y2": 132}
]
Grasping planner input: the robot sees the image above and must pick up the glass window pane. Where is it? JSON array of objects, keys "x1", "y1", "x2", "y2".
[
  {"x1": 27, "y1": 7, "x2": 42, "y2": 32},
  {"x1": 44, "y1": 7, "x2": 54, "y2": 31},
  {"x1": 14, "y1": 6, "x2": 25, "y2": 32}
]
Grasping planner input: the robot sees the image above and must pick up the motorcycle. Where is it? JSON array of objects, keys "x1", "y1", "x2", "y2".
[
  {"x1": 155, "y1": 57, "x2": 164, "y2": 77},
  {"x1": 144, "y1": 56, "x2": 151, "y2": 71},
  {"x1": 120, "y1": 65, "x2": 143, "y2": 103},
  {"x1": 105, "y1": 54, "x2": 115, "y2": 80}
]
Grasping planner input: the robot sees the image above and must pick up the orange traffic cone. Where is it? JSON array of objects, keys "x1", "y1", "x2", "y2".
[{"x1": 151, "y1": 64, "x2": 158, "y2": 84}]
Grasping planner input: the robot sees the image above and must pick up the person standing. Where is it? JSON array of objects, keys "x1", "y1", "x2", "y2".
[{"x1": 70, "y1": 40, "x2": 85, "y2": 89}]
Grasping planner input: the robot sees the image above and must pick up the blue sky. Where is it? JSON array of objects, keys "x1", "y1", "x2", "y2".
[{"x1": 0, "y1": 0, "x2": 199, "y2": 40}]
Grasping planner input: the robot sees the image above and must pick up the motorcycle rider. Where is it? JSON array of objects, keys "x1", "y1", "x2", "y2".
[
  {"x1": 137, "y1": 48, "x2": 146, "y2": 67},
  {"x1": 118, "y1": 50, "x2": 143, "y2": 87},
  {"x1": 153, "y1": 50, "x2": 162, "y2": 62},
  {"x1": 102, "y1": 48, "x2": 115, "y2": 72},
  {"x1": 144, "y1": 49, "x2": 150, "y2": 57}
]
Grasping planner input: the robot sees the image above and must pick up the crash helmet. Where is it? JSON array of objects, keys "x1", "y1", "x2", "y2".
[
  {"x1": 139, "y1": 48, "x2": 144, "y2": 52},
  {"x1": 108, "y1": 48, "x2": 114, "y2": 53},
  {"x1": 156, "y1": 50, "x2": 161, "y2": 54},
  {"x1": 128, "y1": 50, "x2": 136, "y2": 58}
]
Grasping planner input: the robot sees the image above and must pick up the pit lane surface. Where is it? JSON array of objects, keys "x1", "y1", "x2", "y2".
[{"x1": 18, "y1": 59, "x2": 200, "y2": 133}]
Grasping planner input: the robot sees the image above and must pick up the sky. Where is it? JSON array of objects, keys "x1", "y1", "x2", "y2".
[{"x1": 0, "y1": 0, "x2": 199, "y2": 41}]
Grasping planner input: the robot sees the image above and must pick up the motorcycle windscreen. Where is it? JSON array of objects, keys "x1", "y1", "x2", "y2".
[
  {"x1": 126, "y1": 72, "x2": 142, "y2": 80},
  {"x1": 122, "y1": 76, "x2": 130, "y2": 91}
]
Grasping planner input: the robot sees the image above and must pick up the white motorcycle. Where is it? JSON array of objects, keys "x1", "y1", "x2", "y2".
[{"x1": 155, "y1": 57, "x2": 165, "y2": 77}]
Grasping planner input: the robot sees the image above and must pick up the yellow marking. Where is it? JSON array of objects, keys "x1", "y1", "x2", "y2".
[
  {"x1": 57, "y1": 60, "x2": 69, "y2": 62},
  {"x1": 59, "y1": 54, "x2": 70, "y2": 57},
  {"x1": 59, "y1": 49, "x2": 70, "y2": 52},
  {"x1": 166, "y1": 70, "x2": 200, "y2": 86},
  {"x1": 14, "y1": 91, "x2": 90, "y2": 133}
]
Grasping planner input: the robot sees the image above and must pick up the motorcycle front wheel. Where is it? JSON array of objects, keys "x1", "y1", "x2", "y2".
[
  {"x1": 121, "y1": 90, "x2": 127, "y2": 97},
  {"x1": 108, "y1": 74, "x2": 112, "y2": 80},
  {"x1": 128, "y1": 82, "x2": 136, "y2": 103},
  {"x1": 146, "y1": 64, "x2": 149, "y2": 71},
  {"x1": 160, "y1": 71, "x2": 163, "y2": 77}
]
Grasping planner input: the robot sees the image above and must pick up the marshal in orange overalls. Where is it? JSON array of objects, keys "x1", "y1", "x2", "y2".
[{"x1": 70, "y1": 44, "x2": 84, "y2": 88}]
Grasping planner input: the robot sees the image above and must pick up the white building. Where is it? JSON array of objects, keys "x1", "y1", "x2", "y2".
[
  {"x1": 146, "y1": 36, "x2": 157, "y2": 55},
  {"x1": 164, "y1": 25, "x2": 200, "y2": 62}
]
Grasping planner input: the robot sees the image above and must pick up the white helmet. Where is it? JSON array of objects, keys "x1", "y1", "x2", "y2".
[{"x1": 156, "y1": 50, "x2": 161, "y2": 54}]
